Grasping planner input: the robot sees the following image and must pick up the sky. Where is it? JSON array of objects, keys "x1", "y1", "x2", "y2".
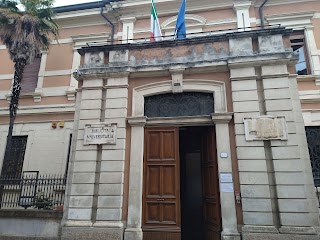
[{"x1": 54, "y1": 0, "x2": 97, "y2": 7}]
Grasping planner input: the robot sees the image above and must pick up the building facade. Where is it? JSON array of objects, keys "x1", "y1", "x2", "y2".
[{"x1": 0, "y1": 0, "x2": 320, "y2": 239}]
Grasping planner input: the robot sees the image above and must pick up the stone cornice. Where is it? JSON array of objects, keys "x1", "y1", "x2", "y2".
[
  {"x1": 127, "y1": 116, "x2": 147, "y2": 126},
  {"x1": 78, "y1": 27, "x2": 291, "y2": 54},
  {"x1": 211, "y1": 113, "x2": 233, "y2": 123}
]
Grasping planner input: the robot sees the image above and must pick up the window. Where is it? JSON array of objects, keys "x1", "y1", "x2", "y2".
[
  {"x1": 1, "y1": 136, "x2": 28, "y2": 177},
  {"x1": 21, "y1": 56, "x2": 41, "y2": 94},
  {"x1": 290, "y1": 31, "x2": 310, "y2": 75},
  {"x1": 144, "y1": 92, "x2": 214, "y2": 118},
  {"x1": 305, "y1": 127, "x2": 320, "y2": 187}
]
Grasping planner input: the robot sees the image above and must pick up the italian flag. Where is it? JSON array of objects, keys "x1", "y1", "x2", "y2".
[{"x1": 150, "y1": 0, "x2": 162, "y2": 42}]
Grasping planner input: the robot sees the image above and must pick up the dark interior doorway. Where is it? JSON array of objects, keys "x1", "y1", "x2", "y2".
[{"x1": 180, "y1": 126, "x2": 206, "y2": 240}]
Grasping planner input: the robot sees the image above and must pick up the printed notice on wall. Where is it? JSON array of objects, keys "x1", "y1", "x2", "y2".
[
  {"x1": 220, "y1": 183, "x2": 234, "y2": 193},
  {"x1": 84, "y1": 123, "x2": 117, "y2": 145},
  {"x1": 220, "y1": 173, "x2": 233, "y2": 183}
]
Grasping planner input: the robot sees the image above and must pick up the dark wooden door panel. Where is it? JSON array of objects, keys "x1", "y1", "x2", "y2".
[
  {"x1": 202, "y1": 128, "x2": 221, "y2": 239},
  {"x1": 143, "y1": 127, "x2": 180, "y2": 240}
]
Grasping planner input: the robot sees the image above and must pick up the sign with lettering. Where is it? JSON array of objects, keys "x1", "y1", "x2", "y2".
[{"x1": 84, "y1": 123, "x2": 117, "y2": 145}]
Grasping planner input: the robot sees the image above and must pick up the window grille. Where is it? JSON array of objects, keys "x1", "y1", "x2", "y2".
[
  {"x1": 305, "y1": 127, "x2": 320, "y2": 187},
  {"x1": 144, "y1": 92, "x2": 214, "y2": 118},
  {"x1": 1, "y1": 136, "x2": 28, "y2": 178}
]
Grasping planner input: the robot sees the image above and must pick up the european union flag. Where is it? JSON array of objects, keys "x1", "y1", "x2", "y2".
[{"x1": 174, "y1": 0, "x2": 186, "y2": 39}]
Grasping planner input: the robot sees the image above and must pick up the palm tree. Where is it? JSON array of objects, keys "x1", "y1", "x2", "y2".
[{"x1": 0, "y1": 0, "x2": 58, "y2": 174}]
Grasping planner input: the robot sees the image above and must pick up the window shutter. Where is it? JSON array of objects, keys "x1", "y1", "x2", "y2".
[{"x1": 21, "y1": 56, "x2": 41, "y2": 94}]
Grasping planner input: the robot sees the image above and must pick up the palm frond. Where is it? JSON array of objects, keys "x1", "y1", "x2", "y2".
[{"x1": 0, "y1": 0, "x2": 59, "y2": 63}]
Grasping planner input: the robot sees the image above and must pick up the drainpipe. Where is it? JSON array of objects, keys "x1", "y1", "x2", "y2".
[
  {"x1": 259, "y1": 0, "x2": 269, "y2": 29},
  {"x1": 100, "y1": 0, "x2": 115, "y2": 44}
]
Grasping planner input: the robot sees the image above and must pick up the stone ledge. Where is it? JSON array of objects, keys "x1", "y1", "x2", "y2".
[
  {"x1": 61, "y1": 227, "x2": 123, "y2": 240},
  {"x1": 0, "y1": 236, "x2": 59, "y2": 240},
  {"x1": 0, "y1": 209, "x2": 63, "y2": 219},
  {"x1": 242, "y1": 233, "x2": 320, "y2": 240}
]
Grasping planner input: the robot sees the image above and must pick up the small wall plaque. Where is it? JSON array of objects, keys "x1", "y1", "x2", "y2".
[
  {"x1": 243, "y1": 116, "x2": 288, "y2": 141},
  {"x1": 84, "y1": 123, "x2": 117, "y2": 145},
  {"x1": 220, "y1": 173, "x2": 233, "y2": 183}
]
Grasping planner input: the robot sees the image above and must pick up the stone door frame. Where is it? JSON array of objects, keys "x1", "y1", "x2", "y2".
[{"x1": 124, "y1": 79, "x2": 240, "y2": 240}]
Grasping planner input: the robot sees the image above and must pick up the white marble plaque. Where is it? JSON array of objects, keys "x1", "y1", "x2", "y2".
[
  {"x1": 220, "y1": 173, "x2": 233, "y2": 183},
  {"x1": 220, "y1": 183, "x2": 234, "y2": 193},
  {"x1": 243, "y1": 116, "x2": 287, "y2": 141},
  {"x1": 84, "y1": 123, "x2": 117, "y2": 145}
]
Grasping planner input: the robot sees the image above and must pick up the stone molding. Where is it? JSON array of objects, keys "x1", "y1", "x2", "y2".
[
  {"x1": 127, "y1": 116, "x2": 147, "y2": 127},
  {"x1": 211, "y1": 112, "x2": 233, "y2": 123},
  {"x1": 132, "y1": 79, "x2": 227, "y2": 116},
  {"x1": 145, "y1": 116, "x2": 213, "y2": 126},
  {"x1": 279, "y1": 226, "x2": 317, "y2": 235}
]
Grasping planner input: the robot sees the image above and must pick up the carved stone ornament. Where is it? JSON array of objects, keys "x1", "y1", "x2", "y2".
[
  {"x1": 84, "y1": 52, "x2": 104, "y2": 66},
  {"x1": 243, "y1": 116, "x2": 288, "y2": 141},
  {"x1": 109, "y1": 50, "x2": 129, "y2": 63}
]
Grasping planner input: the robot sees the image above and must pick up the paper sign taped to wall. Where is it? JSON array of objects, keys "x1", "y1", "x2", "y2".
[{"x1": 220, "y1": 183, "x2": 234, "y2": 193}]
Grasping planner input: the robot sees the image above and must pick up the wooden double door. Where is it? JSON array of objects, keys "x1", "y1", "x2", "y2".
[{"x1": 143, "y1": 127, "x2": 221, "y2": 240}]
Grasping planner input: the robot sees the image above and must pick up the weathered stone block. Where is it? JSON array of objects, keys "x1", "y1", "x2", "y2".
[
  {"x1": 80, "y1": 99, "x2": 102, "y2": 110},
  {"x1": 106, "y1": 88, "x2": 128, "y2": 99},
  {"x1": 73, "y1": 161, "x2": 96, "y2": 173},
  {"x1": 264, "y1": 88, "x2": 291, "y2": 100},
  {"x1": 276, "y1": 185, "x2": 306, "y2": 199},
  {"x1": 61, "y1": 227, "x2": 123, "y2": 240},
  {"x1": 263, "y1": 77, "x2": 289, "y2": 89},
  {"x1": 101, "y1": 149, "x2": 125, "y2": 161},
  {"x1": 242, "y1": 198, "x2": 272, "y2": 212},
  {"x1": 229, "y1": 37, "x2": 253, "y2": 56},
  {"x1": 232, "y1": 90, "x2": 259, "y2": 102},
  {"x1": 79, "y1": 109, "x2": 101, "y2": 120},
  {"x1": 238, "y1": 160, "x2": 267, "y2": 172},
  {"x1": 259, "y1": 34, "x2": 284, "y2": 54},
  {"x1": 105, "y1": 108, "x2": 127, "y2": 118},
  {"x1": 275, "y1": 172, "x2": 304, "y2": 185},
  {"x1": 69, "y1": 196, "x2": 93, "y2": 208},
  {"x1": 96, "y1": 209, "x2": 122, "y2": 221},
  {"x1": 261, "y1": 64, "x2": 287, "y2": 76},
  {"x1": 105, "y1": 98, "x2": 128, "y2": 109},
  {"x1": 273, "y1": 159, "x2": 303, "y2": 171},
  {"x1": 243, "y1": 212, "x2": 273, "y2": 225},
  {"x1": 82, "y1": 79, "x2": 103, "y2": 88},
  {"x1": 280, "y1": 213, "x2": 312, "y2": 226},
  {"x1": 239, "y1": 172, "x2": 269, "y2": 185},
  {"x1": 81, "y1": 89, "x2": 103, "y2": 100},
  {"x1": 233, "y1": 101, "x2": 260, "y2": 113},
  {"x1": 241, "y1": 185, "x2": 271, "y2": 198},
  {"x1": 70, "y1": 184, "x2": 95, "y2": 196},
  {"x1": 232, "y1": 80, "x2": 257, "y2": 91},
  {"x1": 100, "y1": 161, "x2": 124, "y2": 172},
  {"x1": 97, "y1": 196, "x2": 122, "y2": 208},
  {"x1": 75, "y1": 151, "x2": 97, "y2": 161},
  {"x1": 67, "y1": 208, "x2": 92, "y2": 220},
  {"x1": 100, "y1": 172, "x2": 123, "y2": 184},
  {"x1": 265, "y1": 99, "x2": 293, "y2": 111},
  {"x1": 72, "y1": 172, "x2": 96, "y2": 184},
  {"x1": 230, "y1": 67, "x2": 255, "y2": 79},
  {"x1": 272, "y1": 146, "x2": 299, "y2": 159},
  {"x1": 278, "y1": 199, "x2": 309, "y2": 213},
  {"x1": 99, "y1": 184, "x2": 123, "y2": 196},
  {"x1": 237, "y1": 147, "x2": 265, "y2": 160}
]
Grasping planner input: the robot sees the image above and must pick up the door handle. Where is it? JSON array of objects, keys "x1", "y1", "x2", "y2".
[{"x1": 157, "y1": 198, "x2": 165, "y2": 201}]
